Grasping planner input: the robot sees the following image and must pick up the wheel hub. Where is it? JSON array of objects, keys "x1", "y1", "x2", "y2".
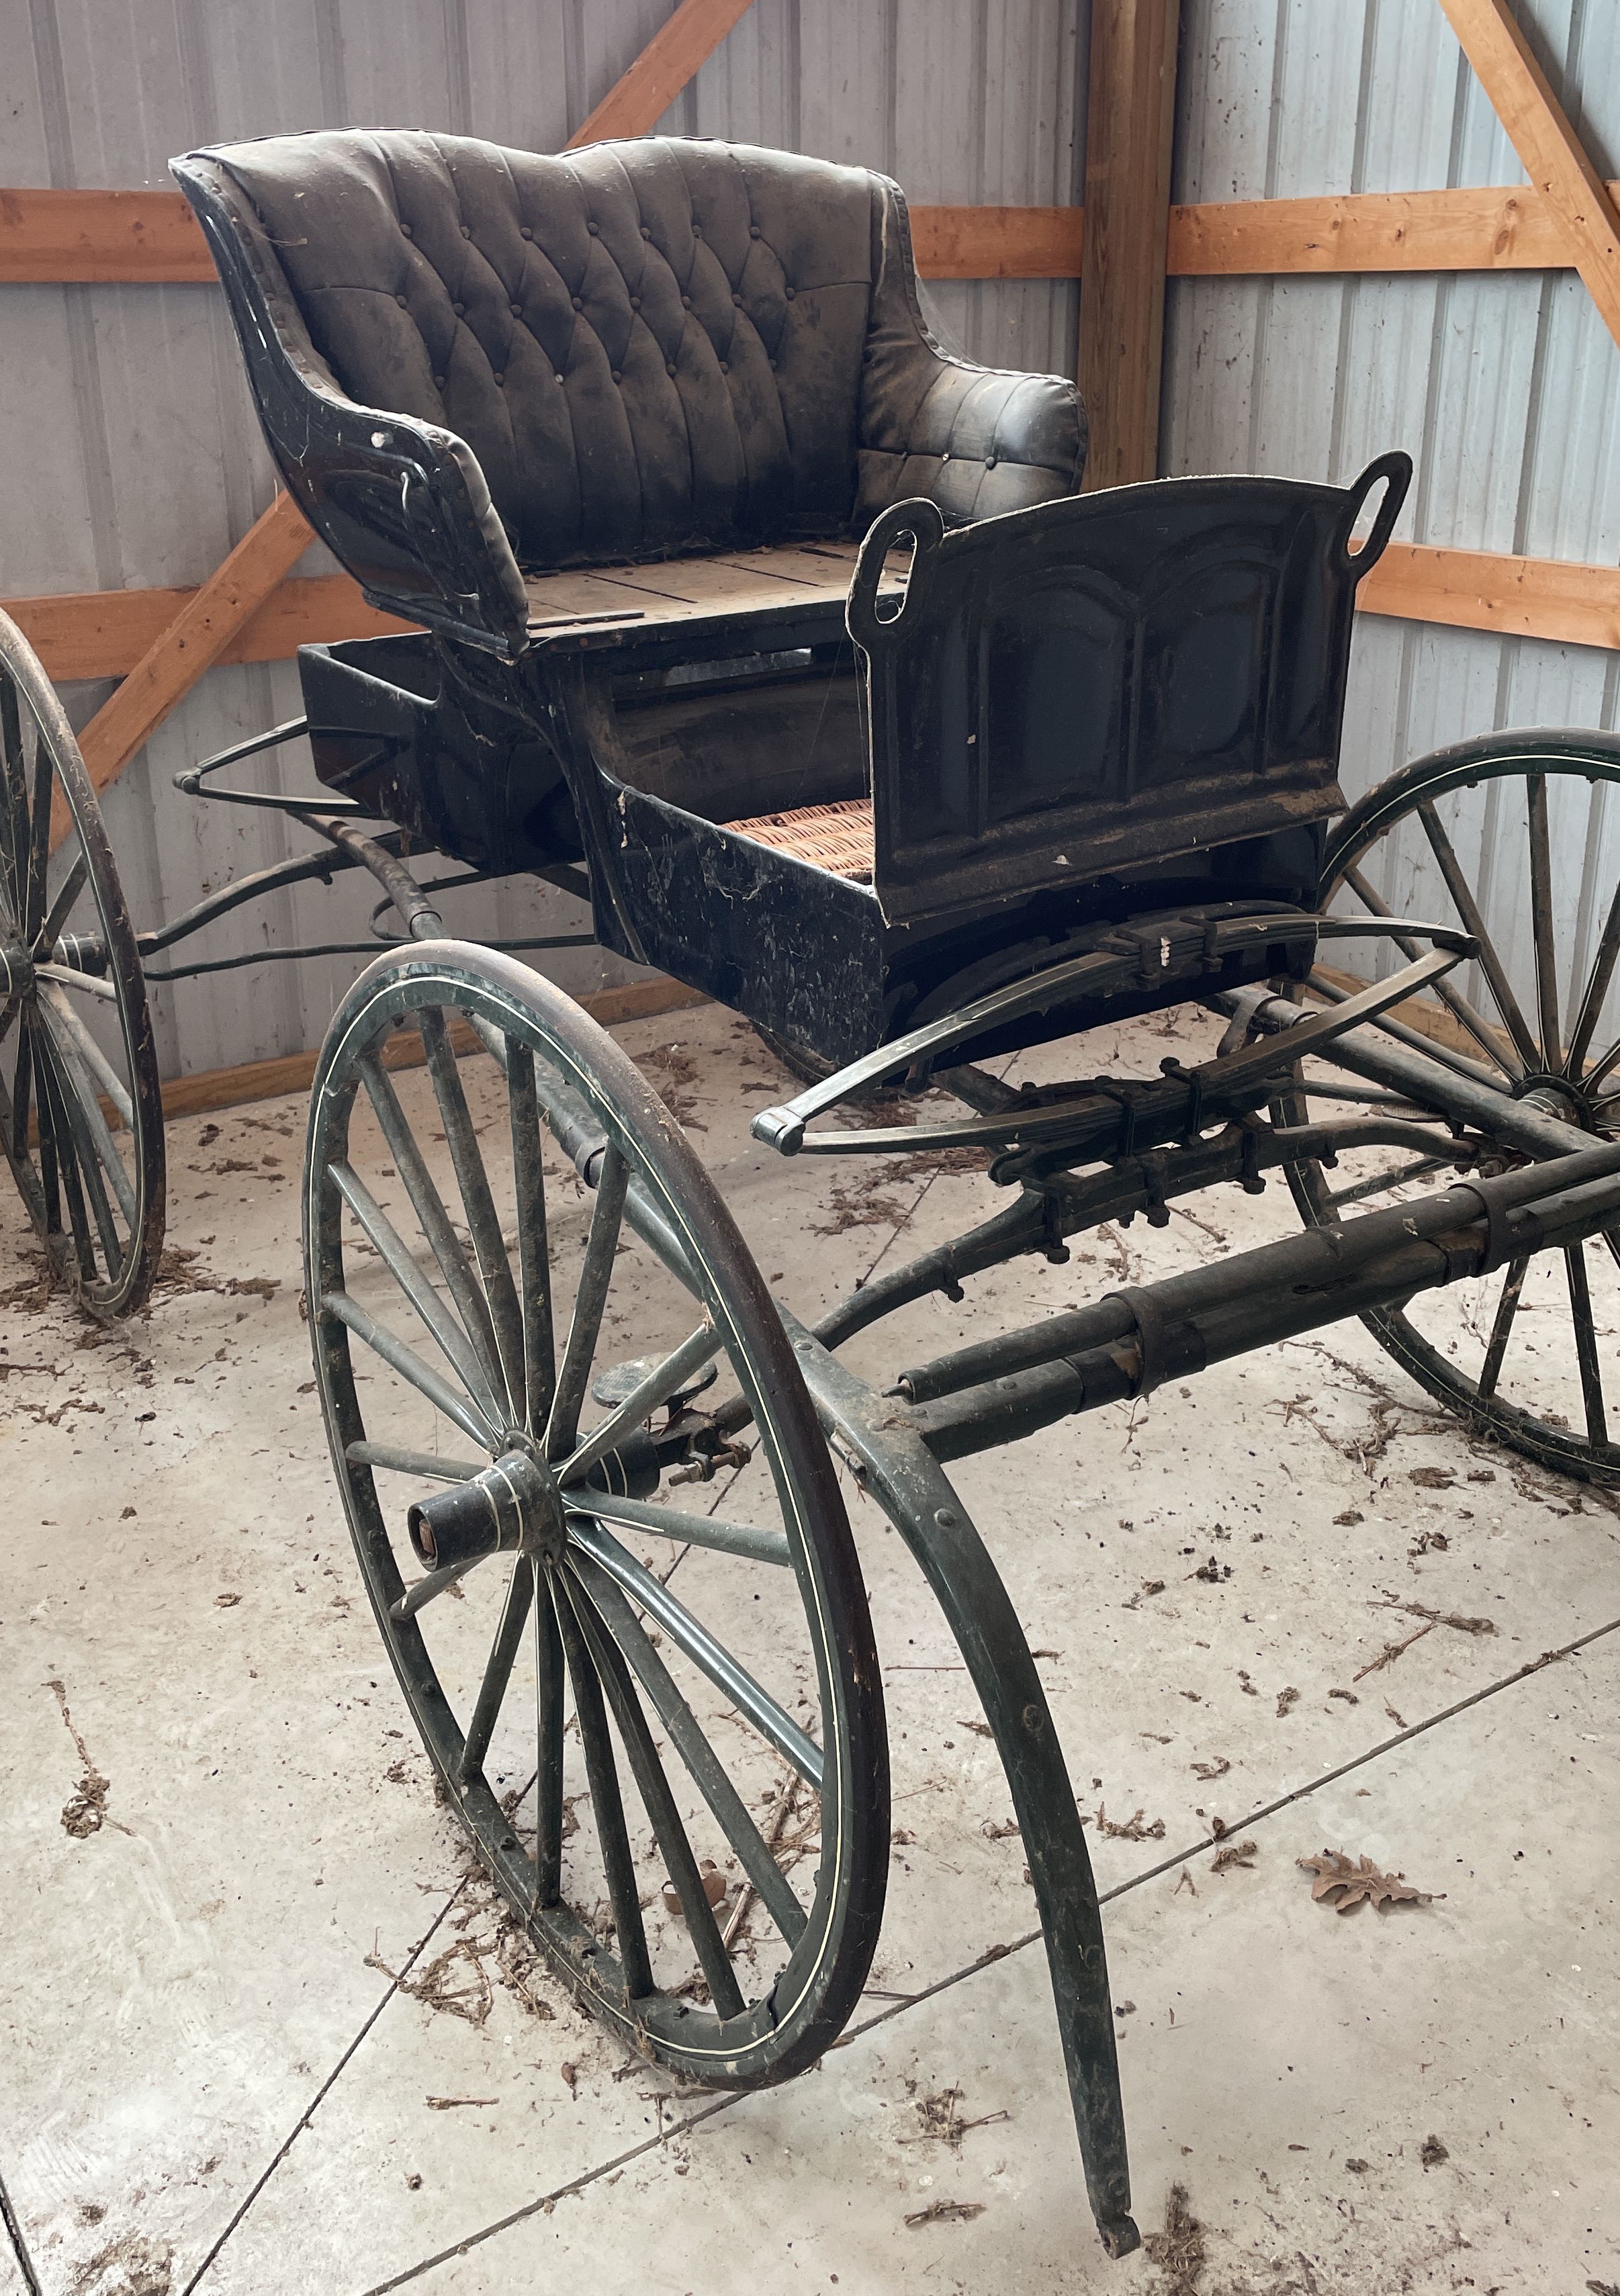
[
  {"x1": 0, "y1": 939, "x2": 33, "y2": 1000},
  {"x1": 1515, "y1": 1070, "x2": 1600, "y2": 1132},
  {"x1": 407, "y1": 1443, "x2": 570, "y2": 1569}
]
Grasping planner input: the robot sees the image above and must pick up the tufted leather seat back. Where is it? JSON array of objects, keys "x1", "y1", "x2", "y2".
[{"x1": 192, "y1": 130, "x2": 1084, "y2": 577}]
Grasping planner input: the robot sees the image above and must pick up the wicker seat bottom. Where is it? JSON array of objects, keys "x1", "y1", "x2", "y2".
[{"x1": 723, "y1": 796, "x2": 874, "y2": 882}]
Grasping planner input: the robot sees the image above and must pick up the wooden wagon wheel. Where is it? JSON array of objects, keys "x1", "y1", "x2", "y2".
[
  {"x1": 0, "y1": 609, "x2": 165, "y2": 1318},
  {"x1": 303, "y1": 942, "x2": 888, "y2": 2082},
  {"x1": 1277, "y1": 737, "x2": 1620, "y2": 1484}
]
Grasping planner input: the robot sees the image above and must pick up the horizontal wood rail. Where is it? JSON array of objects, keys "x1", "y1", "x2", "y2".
[
  {"x1": 9, "y1": 180, "x2": 1620, "y2": 285},
  {"x1": 7, "y1": 573, "x2": 414, "y2": 682},
  {"x1": 7, "y1": 538, "x2": 1620, "y2": 695}
]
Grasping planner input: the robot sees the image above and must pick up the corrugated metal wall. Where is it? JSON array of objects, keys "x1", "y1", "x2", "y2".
[
  {"x1": 1165, "y1": 0, "x2": 1620, "y2": 1026},
  {"x1": 0, "y1": 0, "x2": 1087, "y2": 1080}
]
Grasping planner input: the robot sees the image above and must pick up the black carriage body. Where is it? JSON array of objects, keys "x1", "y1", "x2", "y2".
[{"x1": 177, "y1": 125, "x2": 1408, "y2": 1066}]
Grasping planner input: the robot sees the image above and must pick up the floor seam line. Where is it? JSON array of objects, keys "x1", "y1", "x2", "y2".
[
  {"x1": 180, "y1": 1876, "x2": 477, "y2": 2295},
  {"x1": 0, "y1": 2162, "x2": 43, "y2": 2296},
  {"x1": 353, "y1": 1610, "x2": 1620, "y2": 2293}
]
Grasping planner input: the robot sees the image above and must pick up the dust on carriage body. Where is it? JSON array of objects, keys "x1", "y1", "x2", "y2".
[{"x1": 3, "y1": 123, "x2": 1617, "y2": 2268}]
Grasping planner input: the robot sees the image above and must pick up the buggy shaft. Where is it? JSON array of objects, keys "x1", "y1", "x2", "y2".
[{"x1": 903, "y1": 1141, "x2": 1620, "y2": 1462}]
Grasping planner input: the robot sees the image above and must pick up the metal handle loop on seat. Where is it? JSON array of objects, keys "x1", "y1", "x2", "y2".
[
  {"x1": 846, "y1": 496, "x2": 944, "y2": 650},
  {"x1": 1339, "y1": 449, "x2": 1412, "y2": 574}
]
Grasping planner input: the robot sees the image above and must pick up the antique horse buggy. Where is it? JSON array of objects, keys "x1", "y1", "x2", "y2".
[{"x1": 6, "y1": 131, "x2": 1620, "y2": 2258}]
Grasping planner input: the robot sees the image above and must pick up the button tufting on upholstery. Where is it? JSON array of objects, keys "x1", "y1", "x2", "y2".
[{"x1": 194, "y1": 127, "x2": 1088, "y2": 584}]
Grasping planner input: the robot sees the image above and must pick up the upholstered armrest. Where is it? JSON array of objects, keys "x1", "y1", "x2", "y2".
[
  {"x1": 855, "y1": 184, "x2": 1087, "y2": 527},
  {"x1": 174, "y1": 153, "x2": 531, "y2": 656}
]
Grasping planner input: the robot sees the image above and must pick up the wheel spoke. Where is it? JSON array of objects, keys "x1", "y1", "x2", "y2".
[
  {"x1": 1324, "y1": 1152, "x2": 1453, "y2": 1211},
  {"x1": 359, "y1": 1054, "x2": 508, "y2": 1408},
  {"x1": 36, "y1": 977, "x2": 133, "y2": 1129},
  {"x1": 34, "y1": 853, "x2": 88, "y2": 959},
  {"x1": 557, "y1": 1320, "x2": 721, "y2": 1489},
  {"x1": 549, "y1": 1565, "x2": 655, "y2": 1999},
  {"x1": 563, "y1": 1565, "x2": 746, "y2": 2018},
  {"x1": 546, "y1": 1140, "x2": 629, "y2": 1457},
  {"x1": 1566, "y1": 874, "x2": 1620, "y2": 1083},
  {"x1": 0, "y1": 673, "x2": 28, "y2": 924},
  {"x1": 416, "y1": 1006, "x2": 526, "y2": 1420},
  {"x1": 37, "y1": 995, "x2": 136, "y2": 1227},
  {"x1": 533, "y1": 1565, "x2": 566, "y2": 1905},
  {"x1": 1563, "y1": 1245, "x2": 1609, "y2": 1448},
  {"x1": 459, "y1": 1557, "x2": 535, "y2": 1784},
  {"x1": 1527, "y1": 774, "x2": 1562, "y2": 1068},
  {"x1": 345, "y1": 1438, "x2": 486, "y2": 1483},
  {"x1": 569, "y1": 1546, "x2": 807, "y2": 1943},
  {"x1": 390, "y1": 1552, "x2": 487, "y2": 1621},
  {"x1": 506, "y1": 1041, "x2": 555, "y2": 1435},
  {"x1": 24, "y1": 697, "x2": 49, "y2": 944},
  {"x1": 34, "y1": 960, "x2": 116, "y2": 1003},
  {"x1": 568, "y1": 1487, "x2": 791, "y2": 1569},
  {"x1": 32, "y1": 1037, "x2": 97, "y2": 1279},
  {"x1": 330, "y1": 1159, "x2": 506, "y2": 1431},
  {"x1": 321, "y1": 1285, "x2": 499, "y2": 1453},
  {"x1": 1343, "y1": 864, "x2": 1523, "y2": 1080},
  {"x1": 1477, "y1": 1256, "x2": 1528, "y2": 1400},
  {"x1": 1416, "y1": 799, "x2": 1542, "y2": 1070},
  {"x1": 567, "y1": 1514, "x2": 823, "y2": 1789}
]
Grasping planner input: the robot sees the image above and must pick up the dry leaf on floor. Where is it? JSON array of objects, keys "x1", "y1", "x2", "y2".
[
  {"x1": 1087, "y1": 1800, "x2": 1167, "y2": 1841},
  {"x1": 1298, "y1": 1849, "x2": 1438, "y2": 1913},
  {"x1": 1275, "y1": 1685, "x2": 1300, "y2": 1716},
  {"x1": 1419, "y1": 2133, "x2": 1449, "y2": 2168},
  {"x1": 1142, "y1": 2181, "x2": 1205, "y2": 2289},
  {"x1": 1407, "y1": 1465, "x2": 1455, "y2": 1489},
  {"x1": 662, "y1": 1859, "x2": 727, "y2": 1915},
  {"x1": 1210, "y1": 1839, "x2": 1257, "y2": 1874},
  {"x1": 1190, "y1": 1757, "x2": 1229, "y2": 1780},
  {"x1": 904, "y1": 2198, "x2": 986, "y2": 2229}
]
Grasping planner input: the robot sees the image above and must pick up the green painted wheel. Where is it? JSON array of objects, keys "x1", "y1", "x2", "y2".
[
  {"x1": 303, "y1": 941, "x2": 888, "y2": 2082},
  {"x1": 0, "y1": 608, "x2": 163, "y2": 1318},
  {"x1": 1280, "y1": 735, "x2": 1620, "y2": 1483}
]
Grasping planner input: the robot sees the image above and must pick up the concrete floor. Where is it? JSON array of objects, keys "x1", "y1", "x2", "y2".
[{"x1": 2, "y1": 996, "x2": 1617, "y2": 2296}]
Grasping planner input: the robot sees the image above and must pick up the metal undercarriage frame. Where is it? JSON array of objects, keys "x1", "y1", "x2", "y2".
[
  {"x1": 721, "y1": 904, "x2": 1620, "y2": 2258},
  {"x1": 138, "y1": 796, "x2": 1620, "y2": 2259}
]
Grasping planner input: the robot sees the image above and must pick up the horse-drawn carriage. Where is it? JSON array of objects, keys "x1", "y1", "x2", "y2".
[{"x1": 5, "y1": 130, "x2": 1619, "y2": 2260}]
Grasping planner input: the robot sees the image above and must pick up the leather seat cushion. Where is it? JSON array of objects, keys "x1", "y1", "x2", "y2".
[{"x1": 212, "y1": 130, "x2": 879, "y2": 569}]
